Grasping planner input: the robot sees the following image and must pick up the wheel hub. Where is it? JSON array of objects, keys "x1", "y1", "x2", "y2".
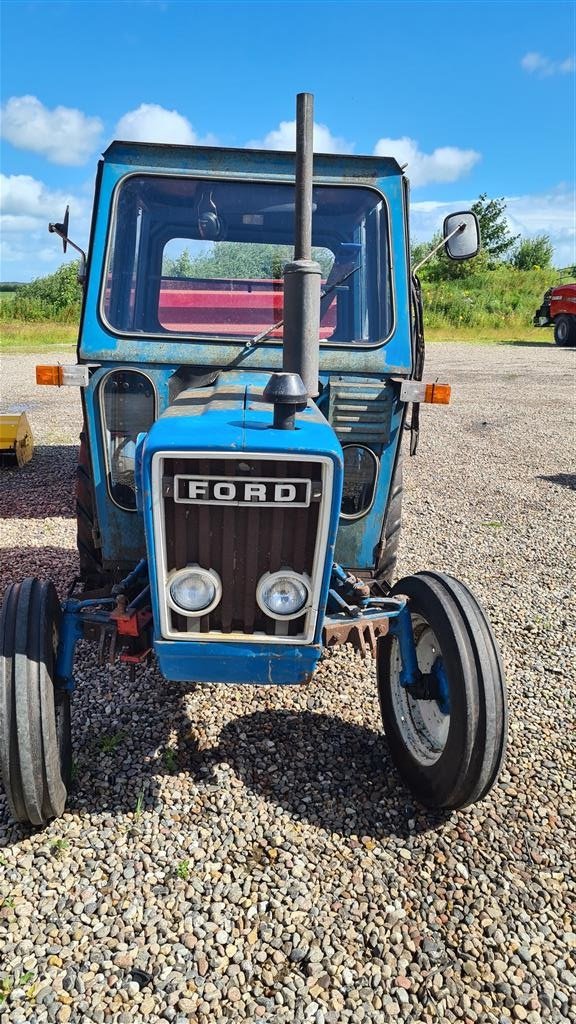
[
  {"x1": 390, "y1": 618, "x2": 451, "y2": 766},
  {"x1": 407, "y1": 657, "x2": 450, "y2": 716}
]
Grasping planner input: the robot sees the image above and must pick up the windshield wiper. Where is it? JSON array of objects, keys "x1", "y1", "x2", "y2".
[{"x1": 244, "y1": 262, "x2": 361, "y2": 351}]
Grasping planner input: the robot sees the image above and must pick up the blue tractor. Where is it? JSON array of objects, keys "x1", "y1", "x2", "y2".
[{"x1": 0, "y1": 95, "x2": 507, "y2": 825}]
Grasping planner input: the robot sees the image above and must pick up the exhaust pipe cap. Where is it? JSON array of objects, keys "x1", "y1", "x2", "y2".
[{"x1": 263, "y1": 372, "x2": 308, "y2": 430}]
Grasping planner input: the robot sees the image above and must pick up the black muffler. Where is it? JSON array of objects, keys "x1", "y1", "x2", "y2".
[
  {"x1": 282, "y1": 92, "x2": 321, "y2": 399},
  {"x1": 265, "y1": 93, "x2": 321, "y2": 427}
]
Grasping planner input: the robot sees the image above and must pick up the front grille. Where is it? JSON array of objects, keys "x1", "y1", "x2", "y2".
[{"x1": 158, "y1": 455, "x2": 325, "y2": 639}]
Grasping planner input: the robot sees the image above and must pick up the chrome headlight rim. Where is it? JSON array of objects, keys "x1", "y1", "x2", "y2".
[
  {"x1": 167, "y1": 565, "x2": 222, "y2": 616},
  {"x1": 340, "y1": 443, "x2": 380, "y2": 521},
  {"x1": 256, "y1": 569, "x2": 311, "y2": 621}
]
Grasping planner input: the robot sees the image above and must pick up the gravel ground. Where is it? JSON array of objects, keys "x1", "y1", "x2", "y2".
[{"x1": 0, "y1": 343, "x2": 575, "y2": 1024}]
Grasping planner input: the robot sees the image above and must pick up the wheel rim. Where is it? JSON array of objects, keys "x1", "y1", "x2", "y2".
[{"x1": 389, "y1": 614, "x2": 450, "y2": 766}]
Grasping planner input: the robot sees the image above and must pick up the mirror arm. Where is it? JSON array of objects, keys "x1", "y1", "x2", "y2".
[
  {"x1": 48, "y1": 223, "x2": 87, "y2": 284},
  {"x1": 60, "y1": 237, "x2": 86, "y2": 262},
  {"x1": 413, "y1": 221, "x2": 465, "y2": 274},
  {"x1": 48, "y1": 224, "x2": 86, "y2": 263}
]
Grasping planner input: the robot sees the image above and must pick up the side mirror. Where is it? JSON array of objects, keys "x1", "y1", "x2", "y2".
[
  {"x1": 48, "y1": 206, "x2": 87, "y2": 285},
  {"x1": 443, "y1": 211, "x2": 480, "y2": 261},
  {"x1": 49, "y1": 206, "x2": 70, "y2": 253}
]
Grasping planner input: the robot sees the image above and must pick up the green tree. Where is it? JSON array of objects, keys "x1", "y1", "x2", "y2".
[
  {"x1": 162, "y1": 242, "x2": 333, "y2": 280},
  {"x1": 163, "y1": 248, "x2": 196, "y2": 277},
  {"x1": 410, "y1": 240, "x2": 435, "y2": 267},
  {"x1": 509, "y1": 234, "x2": 554, "y2": 270},
  {"x1": 19, "y1": 260, "x2": 82, "y2": 308},
  {"x1": 9, "y1": 260, "x2": 82, "y2": 320},
  {"x1": 470, "y1": 194, "x2": 520, "y2": 265}
]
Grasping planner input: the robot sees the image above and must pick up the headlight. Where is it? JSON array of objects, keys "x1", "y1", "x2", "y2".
[
  {"x1": 256, "y1": 570, "x2": 311, "y2": 620},
  {"x1": 341, "y1": 444, "x2": 379, "y2": 519},
  {"x1": 167, "y1": 566, "x2": 222, "y2": 615}
]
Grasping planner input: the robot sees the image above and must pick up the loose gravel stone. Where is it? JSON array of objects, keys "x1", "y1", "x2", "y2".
[{"x1": 1, "y1": 343, "x2": 575, "y2": 1024}]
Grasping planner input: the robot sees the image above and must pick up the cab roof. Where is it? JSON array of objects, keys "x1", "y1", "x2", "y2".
[{"x1": 102, "y1": 140, "x2": 404, "y2": 186}]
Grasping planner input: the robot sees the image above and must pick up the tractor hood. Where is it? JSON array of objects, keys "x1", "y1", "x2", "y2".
[{"x1": 138, "y1": 373, "x2": 343, "y2": 461}]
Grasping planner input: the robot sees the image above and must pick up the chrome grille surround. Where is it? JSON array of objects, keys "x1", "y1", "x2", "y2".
[{"x1": 151, "y1": 450, "x2": 334, "y2": 643}]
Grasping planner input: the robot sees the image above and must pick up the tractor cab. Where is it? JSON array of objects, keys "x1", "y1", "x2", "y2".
[{"x1": 71, "y1": 137, "x2": 418, "y2": 595}]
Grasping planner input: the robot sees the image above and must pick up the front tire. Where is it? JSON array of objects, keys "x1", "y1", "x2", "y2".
[
  {"x1": 77, "y1": 430, "x2": 107, "y2": 588},
  {"x1": 554, "y1": 315, "x2": 576, "y2": 347},
  {"x1": 0, "y1": 579, "x2": 71, "y2": 825},
  {"x1": 377, "y1": 571, "x2": 507, "y2": 810},
  {"x1": 375, "y1": 453, "x2": 403, "y2": 585}
]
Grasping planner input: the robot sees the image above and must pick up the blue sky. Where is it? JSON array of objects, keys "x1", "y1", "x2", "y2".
[{"x1": 1, "y1": 0, "x2": 574, "y2": 280}]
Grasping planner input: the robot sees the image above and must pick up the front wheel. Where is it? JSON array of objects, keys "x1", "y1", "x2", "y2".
[
  {"x1": 375, "y1": 452, "x2": 403, "y2": 585},
  {"x1": 0, "y1": 578, "x2": 72, "y2": 825},
  {"x1": 377, "y1": 572, "x2": 507, "y2": 810},
  {"x1": 554, "y1": 315, "x2": 576, "y2": 347}
]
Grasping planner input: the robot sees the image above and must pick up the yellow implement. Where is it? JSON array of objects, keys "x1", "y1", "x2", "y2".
[{"x1": 0, "y1": 413, "x2": 34, "y2": 467}]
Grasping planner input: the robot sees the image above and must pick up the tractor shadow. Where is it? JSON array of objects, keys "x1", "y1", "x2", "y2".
[
  {"x1": 537, "y1": 472, "x2": 576, "y2": 490},
  {"x1": 0, "y1": 445, "x2": 77, "y2": 518},
  {"x1": 0, "y1": 655, "x2": 188, "y2": 842},
  {"x1": 1, "y1": 690, "x2": 448, "y2": 842},
  {"x1": 498, "y1": 340, "x2": 563, "y2": 348},
  {"x1": 196, "y1": 709, "x2": 450, "y2": 840}
]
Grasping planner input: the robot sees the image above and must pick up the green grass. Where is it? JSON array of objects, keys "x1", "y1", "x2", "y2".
[
  {"x1": 1, "y1": 320, "x2": 77, "y2": 353},
  {"x1": 98, "y1": 731, "x2": 125, "y2": 754},
  {"x1": 426, "y1": 325, "x2": 554, "y2": 344},
  {"x1": 49, "y1": 838, "x2": 69, "y2": 860},
  {"x1": 0, "y1": 318, "x2": 553, "y2": 354},
  {"x1": 176, "y1": 858, "x2": 190, "y2": 880},
  {"x1": 134, "y1": 789, "x2": 145, "y2": 819},
  {"x1": 162, "y1": 747, "x2": 178, "y2": 774},
  {"x1": 420, "y1": 264, "x2": 573, "y2": 334},
  {"x1": 0, "y1": 972, "x2": 36, "y2": 1006}
]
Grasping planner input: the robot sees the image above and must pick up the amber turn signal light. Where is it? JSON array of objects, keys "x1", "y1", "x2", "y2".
[
  {"x1": 36, "y1": 365, "x2": 64, "y2": 386},
  {"x1": 399, "y1": 379, "x2": 452, "y2": 405},
  {"x1": 424, "y1": 383, "x2": 451, "y2": 404}
]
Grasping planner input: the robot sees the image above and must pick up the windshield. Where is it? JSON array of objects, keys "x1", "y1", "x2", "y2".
[{"x1": 102, "y1": 175, "x2": 392, "y2": 346}]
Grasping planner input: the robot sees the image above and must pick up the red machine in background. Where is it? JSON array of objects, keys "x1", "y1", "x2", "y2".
[{"x1": 534, "y1": 282, "x2": 576, "y2": 346}]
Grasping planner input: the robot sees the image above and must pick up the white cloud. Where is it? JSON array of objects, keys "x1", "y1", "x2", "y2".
[
  {"x1": 1, "y1": 214, "x2": 46, "y2": 233},
  {"x1": 373, "y1": 136, "x2": 480, "y2": 187},
  {"x1": 0, "y1": 174, "x2": 90, "y2": 273},
  {"x1": 521, "y1": 51, "x2": 575, "y2": 76},
  {"x1": 504, "y1": 187, "x2": 575, "y2": 265},
  {"x1": 411, "y1": 185, "x2": 575, "y2": 267},
  {"x1": 114, "y1": 103, "x2": 216, "y2": 145},
  {"x1": 0, "y1": 174, "x2": 85, "y2": 222},
  {"x1": 246, "y1": 120, "x2": 354, "y2": 154},
  {"x1": 0, "y1": 96, "x2": 103, "y2": 165}
]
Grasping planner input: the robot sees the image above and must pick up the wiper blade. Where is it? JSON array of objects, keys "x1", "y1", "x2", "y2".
[
  {"x1": 247, "y1": 317, "x2": 284, "y2": 349},
  {"x1": 244, "y1": 263, "x2": 361, "y2": 351},
  {"x1": 320, "y1": 262, "x2": 361, "y2": 302}
]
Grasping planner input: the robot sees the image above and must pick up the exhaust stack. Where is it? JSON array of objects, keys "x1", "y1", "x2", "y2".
[{"x1": 282, "y1": 93, "x2": 321, "y2": 398}]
